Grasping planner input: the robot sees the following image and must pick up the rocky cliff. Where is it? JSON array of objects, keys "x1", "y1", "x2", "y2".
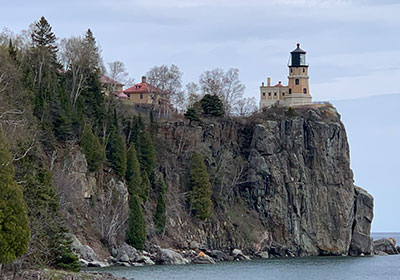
[{"x1": 53, "y1": 104, "x2": 373, "y2": 260}]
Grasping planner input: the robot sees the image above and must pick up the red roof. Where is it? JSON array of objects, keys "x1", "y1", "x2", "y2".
[
  {"x1": 124, "y1": 82, "x2": 162, "y2": 94},
  {"x1": 100, "y1": 75, "x2": 123, "y2": 86},
  {"x1": 115, "y1": 91, "x2": 128, "y2": 98},
  {"x1": 274, "y1": 81, "x2": 284, "y2": 87}
]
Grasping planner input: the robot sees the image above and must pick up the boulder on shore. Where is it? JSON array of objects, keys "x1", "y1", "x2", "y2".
[
  {"x1": 156, "y1": 248, "x2": 190, "y2": 265},
  {"x1": 373, "y1": 238, "x2": 398, "y2": 255}
]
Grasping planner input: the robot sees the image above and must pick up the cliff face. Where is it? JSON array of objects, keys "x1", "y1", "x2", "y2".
[
  {"x1": 53, "y1": 105, "x2": 373, "y2": 258},
  {"x1": 155, "y1": 105, "x2": 373, "y2": 256}
]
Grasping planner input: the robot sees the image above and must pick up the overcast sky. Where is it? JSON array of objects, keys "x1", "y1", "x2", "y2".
[{"x1": 1, "y1": 0, "x2": 400, "y2": 231}]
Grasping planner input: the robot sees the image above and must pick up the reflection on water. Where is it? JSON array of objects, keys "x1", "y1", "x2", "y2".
[{"x1": 87, "y1": 255, "x2": 400, "y2": 280}]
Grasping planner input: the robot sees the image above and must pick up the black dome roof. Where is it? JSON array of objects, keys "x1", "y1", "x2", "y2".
[{"x1": 291, "y1": 43, "x2": 306, "y2": 54}]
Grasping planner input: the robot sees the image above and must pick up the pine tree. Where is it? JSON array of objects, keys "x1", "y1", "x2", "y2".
[
  {"x1": 83, "y1": 29, "x2": 100, "y2": 72},
  {"x1": 126, "y1": 195, "x2": 146, "y2": 250},
  {"x1": 81, "y1": 124, "x2": 105, "y2": 172},
  {"x1": 138, "y1": 132, "x2": 155, "y2": 177},
  {"x1": 31, "y1": 16, "x2": 58, "y2": 55},
  {"x1": 20, "y1": 165, "x2": 79, "y2": 271},
  {"x1": 154, "y1": 178, "x2": 167, "y2": 234},
  {"x1": 200, "y1": 94, "x2": 224, "y2": 117},
  {"x1": 107, "y1": 126, "x2": 127, "y2": 177},
  {"x1": 189, "y1": 153, "x2": 212, "y2": 220},
  {"x1": 140, "y1": 170, "x2": 150, "y2": 202},
  {"x1": 0, "y1": 130, "x2": 30, "y2": 265},
  {"x1": 126, "y1": 144, "x2": 142, "y2": 196},
  {"x1": 51, "y1": 91, "x2": 73, "y2": 142},
  {"x1": 184, "y1": 107, "x2": 200, "y2": 123}
]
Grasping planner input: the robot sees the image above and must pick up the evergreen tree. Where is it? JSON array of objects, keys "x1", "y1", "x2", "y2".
[
  {"x1": 80, "y1": 124, "x2": 105, "y2": 172},
  {"x1": 126, "y1": 195, "x2": 146, "y2": 250},
  {"x1": 107, "y1": 126, "x2": 127, "y2": 177},
  {"x1": 138, "y1": 132, "x2": 155, "y2": 177},
  {"x1": 0, "y1": 130, "x2": 30, "y2": 265},
  {"x1": 140, "y1": 170, "x2": 150, "y2": 202},
  {"x1": 51, "y1": 89, "x2": 73, "y2": 142},
  {"x1": 189, "y1": 153, "x2": 212, "y2": 220},
  {"x1": 18, "y1": 158, "x2": 80, "y2": 271},
  {"x1": 29, "y1": 16, "x2": 59, "y2": 120},
  {"x1": 154, "y1": 178, "x2": 167, "y2": 234},
  {"x1": 200, "y1": 94, "x2": 224, "y2": 117},
  {"x1": 83, "y1": 29, "x2": 101, "y2": 72},
  {"x1": 126, "y1": 144, "x2": 142, "y2": 196},
  {"x1": 184, "y1": 107, "x2": 200, "y2": 123},
  {"x1": 286, "y1": 107, "x2": 297, "y2": 118},
  {"x1": 31, "y1": 16, "x2": 58, "y2": 55},
  {"x1": 130, "y1": 114, "x2": 145, "y2": 147},
  {"x1": 77, "y1": 73, "x2": 105, "y2": 133}
]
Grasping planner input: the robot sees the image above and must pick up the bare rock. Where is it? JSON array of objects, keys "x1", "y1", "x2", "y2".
[
  {"x1": 349, "y1": 186, "x2": 374, "y2": 256},
  {"x1": 374, "y1": 238, "x2": 398, "y2": 255},
  {"x1": 192, "y1": 251, "x2": 216, "y2": 264},
  {"x1": 157, "y1": 248, "x2": 190, "y2": 265}
]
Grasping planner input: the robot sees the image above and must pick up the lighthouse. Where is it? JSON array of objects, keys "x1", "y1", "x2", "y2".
[
  {"x1": 285, "y1": 43, "x2": 312, "y2": 105},
  {"x1": 259, "y1": 43, "x2": 313, "y2": 109}
]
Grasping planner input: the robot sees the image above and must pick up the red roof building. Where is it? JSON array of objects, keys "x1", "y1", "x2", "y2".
[{"x1": 123, "y1": 76, "x2": 168, "y2": 106}]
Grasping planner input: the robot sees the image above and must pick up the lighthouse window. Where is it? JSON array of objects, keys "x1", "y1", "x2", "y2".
[
  {"x1": 289, "y1": 88, "x2": 292, "y2": 94},
  {"x1": 303, "y1": 88, "x2": 307, "y2": 94},
  {"x1": 295, "y1": 79, "x2": 299, "y2": 85}
]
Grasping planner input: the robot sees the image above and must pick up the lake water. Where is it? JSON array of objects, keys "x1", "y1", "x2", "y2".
[{"x1": 88, "y1": 233, "x2": 400, "y2": 280}]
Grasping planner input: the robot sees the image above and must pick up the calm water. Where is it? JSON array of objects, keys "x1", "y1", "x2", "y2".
[{"x1": 87, "y1": 233, "x2": 400, "y2": 280}]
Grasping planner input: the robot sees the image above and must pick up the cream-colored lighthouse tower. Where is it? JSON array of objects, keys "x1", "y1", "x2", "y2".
[
  {"x1": 285, "y1": 43, "x2": 312, "y2": 105},
  {"x1": 259, "y1": 43, "x2": 313, "y2": 109}
]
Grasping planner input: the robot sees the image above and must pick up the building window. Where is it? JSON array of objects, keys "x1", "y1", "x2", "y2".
[
  {"x1": 289, "y1": 88, "x2": 292, "y2": 94},
  {"x1": 295, "y1": 79, "x2": 299, "y2": 85},
  {"x1": 303, "y1": 88, "x2": 307, "y2": 94},
  {"x1": 303, "y1": 68, "x2": 305, "y2": 73},
  {"x1": 274, "y1": 92, "x2": 277, "y2": 96},
  {"x1": 283, "y1": 93, "x2": 285, "y2": 96},
  {"x1": 290, "y1": 68, "x2": 293, "y2": 73},
  {"x1": 268, "y1": 92, "x2": 271, "y2": 96},
  {"x1": 263, "y1": 92, "x2": 266, "y2": 96},
  {"x1": 140, "y1": 94, "x2": 143, "y2": 99}
]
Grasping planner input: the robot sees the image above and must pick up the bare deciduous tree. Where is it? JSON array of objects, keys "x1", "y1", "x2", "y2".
[
  {"x1": 185, "y1": 82, "x2": 201, "y2": 108},
  {"x1": 146, "y1": 64, "x2": 183, "y2": 112},
  {"x1": 234, "y1": 97, "x2": 258, "y2": 117},
  {"x1": 107, "y1": 61, "x2": 134, "y2": 92},
  {"x1": 199, "y1": 68, "x2": 245, "y2": 116},
  {"x1": 59, "y1": 29, "x2": 103, "y2": 107}
]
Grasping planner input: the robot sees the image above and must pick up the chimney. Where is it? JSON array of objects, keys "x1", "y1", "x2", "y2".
[
  {"x1": 278, "y1": 81, "x2": 281, "y2": 85},
  {"x1": 262, "y1": 82, "x2": 264, "y2": 86},
  {"x1": 142, "y1": 76, "x2": 146, "y2": 83},
  {"x1": 267, "y1": 77, "x2": 271, "y2": 86}
]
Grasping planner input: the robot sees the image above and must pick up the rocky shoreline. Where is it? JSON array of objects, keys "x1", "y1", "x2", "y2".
[
  {"x1": 73, "y1": 237, "x2": 400, "y2": 270},
  {"x1": 5, "y1": 237, "x2": 397, "y2": 280}
]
